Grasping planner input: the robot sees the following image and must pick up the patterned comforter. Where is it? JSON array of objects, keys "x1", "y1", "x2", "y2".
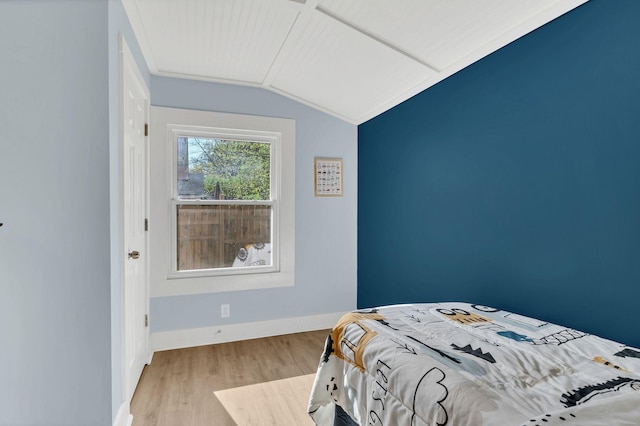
[{"x1": 308, "y1": 303, "x2": 640, "y2": 425}]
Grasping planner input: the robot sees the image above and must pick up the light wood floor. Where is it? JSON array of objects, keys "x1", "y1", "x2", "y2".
[{"x1": 131, "y1": 329, "x2": 329, "y2": 426}]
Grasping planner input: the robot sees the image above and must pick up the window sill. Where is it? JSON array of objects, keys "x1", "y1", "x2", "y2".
[
  {"x1": 152, "y1": 268, "x2": 294, "y2": 297},
  {"x1": 167, "y1": 264, "x2": 280, "y2": 280}
]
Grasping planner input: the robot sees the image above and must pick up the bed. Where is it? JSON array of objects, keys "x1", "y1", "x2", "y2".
[{"x1": 307, "y1": 302, "x2": 640, "y2": 425}]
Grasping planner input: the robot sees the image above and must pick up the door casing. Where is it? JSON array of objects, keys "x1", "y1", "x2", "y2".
[{"x1": 120, "y1": 34, "x2": 151, "y2": 411}]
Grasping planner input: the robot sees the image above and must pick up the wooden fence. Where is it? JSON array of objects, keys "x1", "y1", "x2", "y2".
[{"x1": 177, "y1": 204, "x2": 271, "y2": 270}]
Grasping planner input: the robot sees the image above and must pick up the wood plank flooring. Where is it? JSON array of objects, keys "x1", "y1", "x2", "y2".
[
  {"x1": 214, "y1": 373, "x2": 316, "y2": 425},
  {"x1": 131, "y1": 329, "x2": 329, "y2": 426}
]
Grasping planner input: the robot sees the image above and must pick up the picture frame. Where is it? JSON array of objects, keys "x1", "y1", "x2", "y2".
[{"x1": 314, "y1": 157, "x2": 343, "y2": 197}]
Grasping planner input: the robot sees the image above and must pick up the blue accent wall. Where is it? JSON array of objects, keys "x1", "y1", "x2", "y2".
[{"x1": 358, "y1": 0, "x2": 640, "y2": 347}]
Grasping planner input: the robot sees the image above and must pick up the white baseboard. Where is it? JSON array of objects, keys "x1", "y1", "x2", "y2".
[
  {"x1": 151, "y1": 311, "x2": 345, "y2": 352},
  {"x1": 113, "y1": 401, "x2": 133, "y2": 426}
]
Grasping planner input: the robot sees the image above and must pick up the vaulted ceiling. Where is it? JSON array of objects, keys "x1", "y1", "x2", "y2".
[{"x1": 123, "y1": 0, "x2": 588, "y2": 124}]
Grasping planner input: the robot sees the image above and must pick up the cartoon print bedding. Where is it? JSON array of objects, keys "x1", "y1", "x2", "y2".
[{"x1": 307, "y1": 303, "x2": 640, "y2": 425}]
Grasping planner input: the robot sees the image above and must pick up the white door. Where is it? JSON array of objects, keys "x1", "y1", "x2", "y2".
[{"x1": 121, "y1": 37, "x2": 149, "y2": 401}]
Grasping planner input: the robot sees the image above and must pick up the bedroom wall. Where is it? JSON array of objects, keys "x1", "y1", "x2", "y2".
[
  {"x1": 358, "y1": 0, "x2": 640, "y2": 347},
  {"x1": 148, "y1": 77, "x2": 358, "y2": 341},
  {"x1": 0, "y1": 1, "x2": 112, "y2": 424},
  {"x1": 0, "y1": 1, "x2": 149, "y2": 424}
]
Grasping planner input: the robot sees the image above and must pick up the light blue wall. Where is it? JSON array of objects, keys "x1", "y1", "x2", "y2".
[
  {"x1": 108, "y1": 0, "x2": 150, "y2": 421},
  {"x1": 358, "y1": 0, "x2": 640, "y2": 347},
  {"x1": 0, "y1": 1, "x2": 112, "y2": 424},
  {"x1": 0, "y1": 1, "x2": 149, "y2": 423},
  {"x1": 150, "y1": 78, "x2": 358, "y2": 332}
]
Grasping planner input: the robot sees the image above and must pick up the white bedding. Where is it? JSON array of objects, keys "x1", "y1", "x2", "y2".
[{"x1": 308, "y1": 302, "x2": 640, "y2": 425}]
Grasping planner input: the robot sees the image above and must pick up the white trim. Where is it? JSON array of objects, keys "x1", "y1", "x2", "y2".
[
  {"x1": 113, "y1": 402, "x2": 133, "y2": 426},
  {"x1": 119, "y1": 32, "x2": 151, "y2": 408},
  {"x1": 151, "y1": 312, "x2": 346, "y2": 352},
  {"x1": 169, "y1": 126, "x2": 281, "y2": 278},
  {"x1": 120, "y1": 0, "x2": 159, "y2": 73},
  {"x1": 149, "y1": 107, "x2": 295, "y2": 297}
]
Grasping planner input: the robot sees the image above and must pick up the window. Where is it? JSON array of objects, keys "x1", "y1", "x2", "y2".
[
  {"x1": 150, "y1": 106, "x2": 295, "y2": 294},
  {"x1": 174, "y1": 132, "x2": 277, "y2": 275}
]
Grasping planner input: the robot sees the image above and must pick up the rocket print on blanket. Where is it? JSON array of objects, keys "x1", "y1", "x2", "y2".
[
  {"x1": 435, "y1": 305, "x2": 590, "y2": 346},
  {"x1": 592, "y1": 356, "x2": 629, "y2": 372},
  {"x1": 329, "y1": 311, "x2": 383, "y2": 372},
  {"x1": 435, "y1": 308, "x2": 491, "y2": 325}
]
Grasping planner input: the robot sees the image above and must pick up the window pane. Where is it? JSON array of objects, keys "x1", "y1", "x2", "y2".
[
  {"x1": 177, "y1": 137, "x2": 270, "y2": 200},
  {"x1": 177, "y1": 204, "x2": 272, "y2": 271}
]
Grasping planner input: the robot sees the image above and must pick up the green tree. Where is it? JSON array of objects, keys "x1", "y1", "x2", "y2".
[{"x1": 189, "y1": 138, "x2": 270, "y2": 200}]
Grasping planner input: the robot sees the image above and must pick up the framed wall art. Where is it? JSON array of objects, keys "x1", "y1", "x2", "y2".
[{"x1": 314, "y1": 157, "x2": 343, "y2": 197}]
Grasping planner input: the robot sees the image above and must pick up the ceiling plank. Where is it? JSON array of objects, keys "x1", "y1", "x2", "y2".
[{"x1": 123, "y1": 0, "x2": 590, "y2": 124}]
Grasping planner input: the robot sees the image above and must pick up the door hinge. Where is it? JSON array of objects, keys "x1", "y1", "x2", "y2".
[
  {"x1": 144, "y1": 123, "x2": 148, "y2": 136},
  {"x1": 145, "y1": 314, "x2": 149, "y2": 327},
  {"x1": 144, "y1": 218, "x2": 148, "y2": 231}
]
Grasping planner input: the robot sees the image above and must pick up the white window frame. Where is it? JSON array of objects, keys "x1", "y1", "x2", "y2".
[
  {"x1": 150, "y1": 107, "x2": 295, "y2": 296},
  {"x1": 170, "y1": 127, "x2": 280, "y2": 278}
]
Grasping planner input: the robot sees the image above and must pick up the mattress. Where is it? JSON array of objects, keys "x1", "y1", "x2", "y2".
[{"x1": 307, "y1": 302, "x2": 640, "y2": 425}]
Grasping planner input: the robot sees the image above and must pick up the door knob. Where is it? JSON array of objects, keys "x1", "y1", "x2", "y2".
[{"x1": 128, "y1": 250, "x2": 140, "y2": 259}]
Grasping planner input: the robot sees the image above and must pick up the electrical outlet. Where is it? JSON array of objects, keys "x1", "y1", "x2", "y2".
[{"x1": 221, "y1": 304, "x2": 230, "y2": 318}]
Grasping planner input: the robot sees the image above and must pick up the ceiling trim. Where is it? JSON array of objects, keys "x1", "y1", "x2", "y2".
[
  {"x1": 354, "y1": 0, "x2": 590, "y2": 124},
  {"x1": 123, "y1": 0, "x2": 590, "y2": 125},
  {"x1": 315, "y1": 5, "x2": 441, "y2": 73},
  {"x1": 121, "y1": 0, "x2": 159, "y2": 73}
]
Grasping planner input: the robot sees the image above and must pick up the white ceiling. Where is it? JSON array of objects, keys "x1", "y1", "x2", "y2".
[{"x1": 123, "y1": 0, "x2": 588, "y2": 124}]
